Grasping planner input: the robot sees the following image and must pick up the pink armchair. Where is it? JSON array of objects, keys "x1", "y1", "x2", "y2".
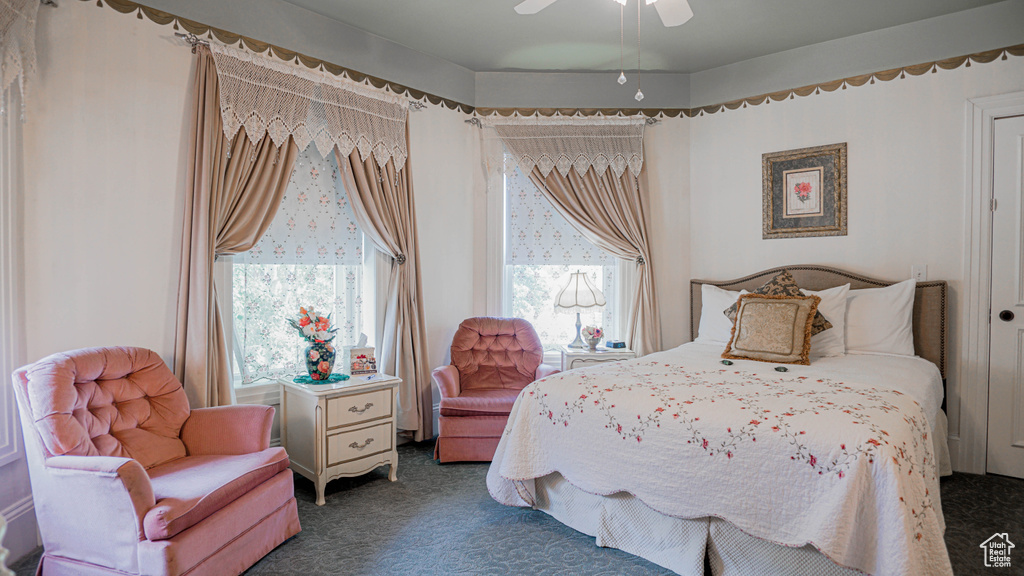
[
  {"x1": 433, "y1": 317, "x2": 559, "y2": 463},
  {"x1": 11, "y1": 347, "x2": 301, "y2": 576}
]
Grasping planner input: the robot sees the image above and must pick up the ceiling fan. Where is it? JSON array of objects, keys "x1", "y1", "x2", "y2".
[{"x1": 514, "y1": 0, "x2": 694, "y2": 27}]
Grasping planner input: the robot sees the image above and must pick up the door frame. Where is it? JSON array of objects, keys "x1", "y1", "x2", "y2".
[{"x1": 960, "y1": 92, "x2": 1024, "y2": 474}]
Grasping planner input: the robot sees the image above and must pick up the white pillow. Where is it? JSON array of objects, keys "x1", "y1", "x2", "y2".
[
  {"x1": 695, "y1": 284, "x2": 746, "y2": 344},
  {"x1": 800, "y1": 284, "x2": 850, "y2": 358},
  {"x1": 845, "y1": 279, "x2": 917, "y2": 356}
]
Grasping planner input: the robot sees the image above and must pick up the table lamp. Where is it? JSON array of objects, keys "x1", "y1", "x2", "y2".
[{"x1": 554, "y1": 270, "x2": 606, "y2": 349}]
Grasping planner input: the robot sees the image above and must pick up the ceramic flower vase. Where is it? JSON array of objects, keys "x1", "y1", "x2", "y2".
[
  {"x1": 584, "y1": 336, "x2": 601, "y2": 351},
  {"x1": 305, "y1": 341, "x2": 336, "y2": 380}
]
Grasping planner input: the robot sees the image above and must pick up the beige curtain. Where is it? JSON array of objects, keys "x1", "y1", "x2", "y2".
[
  {"x1": 528, "y1": 165, "x2": 662, "y2": 356},
  {"x1": 175, "y1": 46, "x2": 299, "y2": 408},
  {"x1": 336, "y1": 140, "x2": 432, "y2": 441}
]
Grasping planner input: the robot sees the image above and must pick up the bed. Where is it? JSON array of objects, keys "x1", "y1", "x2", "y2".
[{"x1": 487, "y1": 266, "x2": 953, "y2": 576}]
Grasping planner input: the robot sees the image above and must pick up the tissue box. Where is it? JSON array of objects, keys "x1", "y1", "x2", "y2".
[{"x1": 343, "y1": 346, "x2": 377, "y2": 375}]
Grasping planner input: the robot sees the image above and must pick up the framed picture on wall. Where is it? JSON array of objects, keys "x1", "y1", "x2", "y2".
[{"x1": 762, "y1": 142, "x2": 847, "y2": 239}]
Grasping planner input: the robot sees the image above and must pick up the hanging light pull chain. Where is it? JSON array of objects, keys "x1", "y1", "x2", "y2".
[
  {"x1": 617, "y1": 4, "x2": 627, "y2": 85},
  {"x1": 635, "y1": 0, "x2": 644, "y2": 102}
]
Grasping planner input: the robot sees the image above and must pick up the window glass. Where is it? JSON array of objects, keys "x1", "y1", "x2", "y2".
[
  {"x1": 232, "y1": 149, "x2": 367, "y2": 384},
  {"x1": 504, "y1": 164, "x2": 617, "y2": 351}
]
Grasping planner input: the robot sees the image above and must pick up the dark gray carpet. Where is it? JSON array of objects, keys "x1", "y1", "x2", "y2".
[{"x1": 10, "y1": 442, "x2": 1024, "y2": 575}]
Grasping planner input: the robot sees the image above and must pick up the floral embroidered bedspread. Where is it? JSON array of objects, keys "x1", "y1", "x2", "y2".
[{"x1": 487, "y1": 344, "x2": 952, "y2": 576}]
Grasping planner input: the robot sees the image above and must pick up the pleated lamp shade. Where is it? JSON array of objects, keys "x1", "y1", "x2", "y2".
[{"x1": 554, "y1": 271, "x2": 607, "y2": 311}]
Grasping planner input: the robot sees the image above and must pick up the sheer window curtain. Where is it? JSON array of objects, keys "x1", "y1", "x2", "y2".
[
  {"x1": 485, "y1": 118, "x2": 662, "y2": 356},
  {"x1": 335, "y1": 134, "x2": 432, "y2": 441},
  {"x1": 526, "y1": 165, "x2": 661, "y2": 356},
  {"x1": 233, "y1": 148, "x2": 366, "y2": 385},
  {"x1": 175, "y1": 46, "x2": 299, "y2": 408}
]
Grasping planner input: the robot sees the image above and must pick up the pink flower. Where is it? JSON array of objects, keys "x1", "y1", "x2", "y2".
[
  {"x1": 309, "y1": 349, "x2": 320, "y2": 361},
  {"x1": 317, "y1": 361, "x2": 331, "y2": 374},
  {"x1": 809, "y1": 454, "x2": 817, "y2": 466}
]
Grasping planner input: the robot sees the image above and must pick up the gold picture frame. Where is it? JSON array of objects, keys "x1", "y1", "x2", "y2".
[{"x1": 762, "y1": 143, "x2": 847, "y2": 239}]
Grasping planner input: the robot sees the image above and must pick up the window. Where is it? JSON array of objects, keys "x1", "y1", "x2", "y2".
[
  {"x1": 503, "y1": 164, "x2": 618, "y2": 352},
  {"x1": 230, "y1": 149, "x2": 373, "y2": 385}
]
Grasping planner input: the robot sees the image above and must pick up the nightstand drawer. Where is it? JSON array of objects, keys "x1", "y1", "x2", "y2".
[
  {"x1": 326, "y1": 423, "x2": 393, "y2": 467},
  {"x1": 326, "y1": 389, "x2": 391, "y2": 428}
]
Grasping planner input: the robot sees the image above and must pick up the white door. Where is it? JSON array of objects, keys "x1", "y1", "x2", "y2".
[{"x1": 988, "y1": 114, "x2": 1024, "y2": 478}]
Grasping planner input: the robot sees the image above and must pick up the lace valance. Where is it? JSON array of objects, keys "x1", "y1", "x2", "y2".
[
  {"x1": 0, "y1": 0, "x2": 38, "y2": 113},
  {"x1": 486, "y1": 116, "x2": 645, "y2": 179},
  {"x1": 209, "y1": 43, "x2": 409, "y2": 168}
]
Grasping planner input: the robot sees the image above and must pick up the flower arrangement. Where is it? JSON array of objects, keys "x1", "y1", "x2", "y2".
[
  {"x1": 582, "y1": 326, "x2": 603, "y2": 340},
  {"x1": 794, "y1": 181, "x2": 813, "y2": 202},
  {"x1": 288, "y1": 306, "x2": 338, "y2": 343}
]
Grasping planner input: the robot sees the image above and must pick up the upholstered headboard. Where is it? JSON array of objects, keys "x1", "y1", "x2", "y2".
[{"x1": 689, "y1": 265, "x2": 948, "y2": 378}]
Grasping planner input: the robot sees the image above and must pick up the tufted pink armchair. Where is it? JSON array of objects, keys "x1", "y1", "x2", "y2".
[
  {"x1": 11, "y1": 347, "x2": 301, "y2": 576},
  {"x1": 433, "y1": 317, "x2": 559, "y2": 462}
]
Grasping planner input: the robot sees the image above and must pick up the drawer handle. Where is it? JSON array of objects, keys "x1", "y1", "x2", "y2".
[
  {"x1": 349, "y1": 438, "x2": 374, "y2": 450},
  {"x1": 349, "y1": 402, "x2": 374, "y2": 414}
]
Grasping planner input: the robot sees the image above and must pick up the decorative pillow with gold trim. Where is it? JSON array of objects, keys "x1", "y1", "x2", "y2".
[
  {"x1": 723, "y1": 293, "x2": 822, "y2": 365},
  {"x1": 723, "y1": 270, "x2": 832, "y2": 336}
]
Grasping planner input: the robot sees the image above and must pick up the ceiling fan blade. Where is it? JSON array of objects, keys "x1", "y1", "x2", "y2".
[
  {"x1": 654, "y1": 0, "x2": 693, "y2": 27},
  {"x1": 514, "y1": 0, "x2": 560, "y2": 15}
]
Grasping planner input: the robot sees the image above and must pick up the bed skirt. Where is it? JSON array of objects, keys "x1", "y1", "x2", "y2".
[{"x1": 534, "y1": 472, "x2": 863, "y2": 576}]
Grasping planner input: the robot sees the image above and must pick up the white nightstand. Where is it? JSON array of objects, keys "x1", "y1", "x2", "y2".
[
  {"x1": 560, "y1": 345, "x2": 636, "y2": 371},
  {"x1": 280, "y1": 373, "x2": 400, "y2": 506}
]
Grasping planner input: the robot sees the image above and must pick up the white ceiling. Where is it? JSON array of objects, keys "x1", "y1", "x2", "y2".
[{"x1": 277, "y1": 0, "x2": 1004, "y2": 73}]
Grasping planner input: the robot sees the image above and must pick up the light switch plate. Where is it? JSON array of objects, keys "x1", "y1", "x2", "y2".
[{"x1": 911, "y1": 265, "x2": 928, "y2": 282}]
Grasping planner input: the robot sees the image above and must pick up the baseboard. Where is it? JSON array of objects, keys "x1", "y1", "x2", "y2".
[{"x1": 1, "y1": 494, "x2": 39, "y2": 565}]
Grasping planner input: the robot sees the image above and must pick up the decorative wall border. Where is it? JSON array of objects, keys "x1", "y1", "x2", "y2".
[
  {"x1": 85, "y1": 0, "x2": 474, "y2": 113},
  {"x1": 84, "y1": 0, "x2": 1024, "y2": 119}
]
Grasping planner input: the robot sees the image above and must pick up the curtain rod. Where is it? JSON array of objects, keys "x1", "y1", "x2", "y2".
[
  {"x1": 172, "y1": 32, "x2": 426, "y2": 111},
  {"x1": 175, "y1": 32, "x2": 209, "y2": 53}
]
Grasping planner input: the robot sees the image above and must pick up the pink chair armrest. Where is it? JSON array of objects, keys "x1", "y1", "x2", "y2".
[
  {"x1": 432, "y1": 365, "x2": 461, "y2": 399},
  {"x1": 44, "y1": 456, "x2": 155, "y2": 542},
  {"x1": 180, "y1": 405, "x2": 274, "y2": 456},
  {"x1": 535, "y1": 363, "x2": 560, "y2": 380}
]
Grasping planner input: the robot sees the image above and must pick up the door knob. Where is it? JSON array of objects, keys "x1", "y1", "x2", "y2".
[{"x1": 1000, "y1": 310, "x2": 1015, "y2": 322}]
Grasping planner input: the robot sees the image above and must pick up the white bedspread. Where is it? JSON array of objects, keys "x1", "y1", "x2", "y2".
[{"x1": 487, "y1": 343, "x2": 953, "y2": 576}]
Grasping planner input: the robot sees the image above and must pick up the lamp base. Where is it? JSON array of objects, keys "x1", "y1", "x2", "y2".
[{"x1": 567, "y1": 312, "x2": 587, "y2": 349}]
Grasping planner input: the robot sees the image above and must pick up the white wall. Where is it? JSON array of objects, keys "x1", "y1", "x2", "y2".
[
  {"x1": 689, "y1": 54, "x2": 1024, "y2": 467},
  {"x1": 23, "y1": 2, "x2": 193, "y2": 366},
  {"x1": 644, "y1": 117, "x2": 691, "y2": 349},
  {"x1": 408, "y1": 106, "x2": 482, "y2": 429}
]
